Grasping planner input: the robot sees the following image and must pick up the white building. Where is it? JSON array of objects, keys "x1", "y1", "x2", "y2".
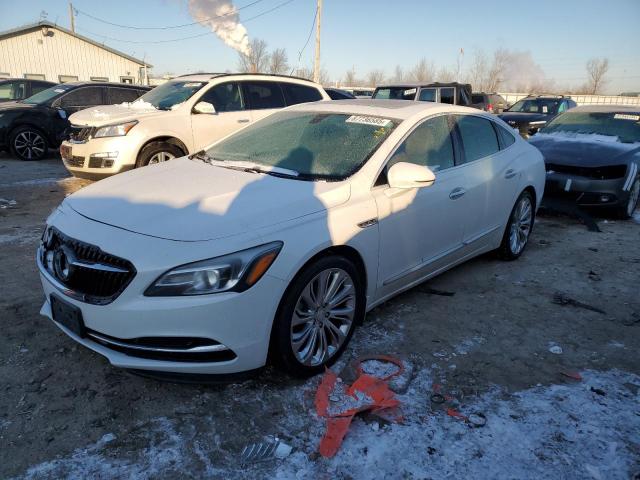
[{"x1": 0, "y1": 21, "x2": 152, "y2": 85}]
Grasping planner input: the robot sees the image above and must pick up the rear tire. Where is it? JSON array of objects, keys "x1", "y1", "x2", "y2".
[
  {"x1": 270, "y1": 255, "x2": 365, "y2": 377},
  {"x1": 10, "y1": 126, "x2": 48, "y2": 161},
  {"x1": 498, "y1": 190, "x2": 535, "y2": 260},
  {"x1": 135, "y1": 141, "x2": 183, "y2": 168}
]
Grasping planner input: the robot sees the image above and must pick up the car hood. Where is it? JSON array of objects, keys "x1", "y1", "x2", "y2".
[
  {"x1": 65, "y1": 157, "x2": 351, "y2": 242},
  {"x1": 499, "y1": 112, "x2": 550, "y2": 124},
  {"x1": 529, "y1": 133, "x2": 640, "y2": 167},
  {"x1": 68, "y1": 102, "x2": 166, "y2": 127}
]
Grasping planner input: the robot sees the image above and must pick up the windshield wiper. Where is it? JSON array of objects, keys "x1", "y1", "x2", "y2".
[{"x1": 191, "y1": 153, "x2": 299, "y2": 177}]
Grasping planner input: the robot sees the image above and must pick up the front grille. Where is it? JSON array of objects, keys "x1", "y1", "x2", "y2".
[
  {"x1": 65, "y1": 156, "x2": 85, "y2": 168},
  {"x1": 546, "y1": 163, "x2": 627, "y2": 180},
  {"x1": 40, "y1": 227, "x2": 136, "y2": 305},
  {"x1": 69, "y1": 126, "x2": 96, "y2": 143}
]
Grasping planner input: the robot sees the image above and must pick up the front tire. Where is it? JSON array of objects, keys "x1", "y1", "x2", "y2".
[
  {"x1": 498, "y1": 190, "x2": 535, "y2": 260},
  {"x1": 135, "y1": 141, "x2": 183, "y2": 168},
  {"x1": 270, "y1": 255, "x2": 365, "y2": 377},
  {"x1": 10, "y1": 126, "x2": 48, "y2": 160}
]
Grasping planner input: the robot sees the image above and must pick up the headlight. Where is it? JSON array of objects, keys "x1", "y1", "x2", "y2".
[
  {"x1": 145, "y1": 242, "x2": 283, "y2": 296},
  {"x1": 94, "y1": 120, "x2": 138, "y2": 138}
]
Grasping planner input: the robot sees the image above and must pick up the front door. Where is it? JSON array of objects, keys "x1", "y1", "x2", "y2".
[
  {"x1": 372, "y1": 114, "x2": 468, "y2": 296},
  {"x1": 191, "y1": 81, "x2": 250, "y2": 150}
]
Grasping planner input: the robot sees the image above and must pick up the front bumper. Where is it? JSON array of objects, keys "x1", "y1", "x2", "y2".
[
  {"x1": 61, "y1": 135, "x2": 140, "y2": 180},
  {"x1": 544, "y1": 171, "x2": 628, "y2": 206},
  {"x1": 38, "y1": 252, "x2": 287, "y2": 375}
]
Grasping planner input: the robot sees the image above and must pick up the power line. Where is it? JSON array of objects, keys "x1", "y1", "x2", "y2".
[
  {"x1": 75, "y1": 0, "x2": 295, "y2": 45},
  {"x1": 294, "y1": 4, "x2": 317, "y2": 66},
  {"x1": 74, "y1": 0, "x2": 265, "y2": 30}
]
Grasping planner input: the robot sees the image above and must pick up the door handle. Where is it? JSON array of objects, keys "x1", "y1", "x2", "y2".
[
  {"x1": 504, "y1": 169, "x2": 517, "y2": 179},
  {"x1": 237, "y1": 119, "x2": 250, "y2": 123},
  {"x1": 449, "y1": 187, "x2": 466, "y2": 200}
]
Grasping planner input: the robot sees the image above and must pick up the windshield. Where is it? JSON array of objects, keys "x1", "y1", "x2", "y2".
[
  {"x1": 22, "y1": 85, "x2": 70, "y2": 104},
  {"x1": 541, "y1": 111, "x2": 640, "y2": 144},
  {"x1": 137, "y1": 80, "x2": 205, "y2": 110},
  {"x1": 508, "y1": 98, "x2": 560, "y2": 115},
  {"x1": 373, "y1": 87, "x2": 417, "y2": 100},
  {"x1": 205, "y1": 111, "x2": 399, "y2": 180}
]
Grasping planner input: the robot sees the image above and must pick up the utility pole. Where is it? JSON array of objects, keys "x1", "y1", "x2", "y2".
[
  {"x1": 69, "y1": 2, "x2": 75, "y2": 33},
  {"x1": 313, "y1": 0, "x2": 323, "y2": 84}
]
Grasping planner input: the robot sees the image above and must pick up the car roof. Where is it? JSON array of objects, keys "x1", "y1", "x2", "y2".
[
  {"x1": 58, "y1": 81, "x2": 151, "y2": 89},
  {"x1": 286, "y1": 99, "x2": 482, "y2": 121},
  {"x1": 570, "y1": 104, "x2": 640, "y2": 114},
  {"x1": 0, "y1": 78, "x2": 56, "y2": 84}
]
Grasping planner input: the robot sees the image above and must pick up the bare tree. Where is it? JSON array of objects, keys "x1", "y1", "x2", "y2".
[
  {"x1": 410, "y1": 58, "x2": 434, "y2": 83},
  {"x1": 466, "y1": 50, "x2": 488, "y2": 91},
  {"x1": 485, "y1": 48, "x2": 509, "y2": 92},
  {"x1": 585, "y1": 58, "x2": 610, "y2": 94},
  {"x1": 392, "y1": 65, "x2": 405, "y2": 83},
  {"x1": 296, "y1": 66, "x2": 330, "y2": 85},
  {"x1": 237, "y1": 38, "x2": 269, "y2": 73},
  {"x1": 436, "y1": 66, "x2": 455, "y2": 82},
  {"x1": 343, "y1": 68, "x2": 357, "y2": 86},
  {"x1": 366, "y1": 69, "x2": 385, "y2": 87},
  {"x1": 268, "y1": 48, "x2": 289, "y2": 75}
]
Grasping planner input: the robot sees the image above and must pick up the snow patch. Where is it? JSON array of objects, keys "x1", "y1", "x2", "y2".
[{"x1": 535, "y1": 131, "x2": 640, "y2": 146}]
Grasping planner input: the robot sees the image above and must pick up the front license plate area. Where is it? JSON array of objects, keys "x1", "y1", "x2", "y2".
[{"x1": 51, "y1": 294, "x2": 85, "y2": 337}]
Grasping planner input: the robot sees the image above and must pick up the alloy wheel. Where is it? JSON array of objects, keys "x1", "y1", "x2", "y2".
[
  {"x1": 148, "y1": 151, "x2": 175, "y2": 164},
  {"x1": 627, "y1": 179, "x2": 639, "y2": 217},
  {"x1": 509, "y1": 195, "x2": 533, "y2": 255},
  {"x1": 290, "y1": 268, "x2": 356, "y2": 367},
  {"x1": 14, "y1": 131, "x2": 45, "y2": 160}
]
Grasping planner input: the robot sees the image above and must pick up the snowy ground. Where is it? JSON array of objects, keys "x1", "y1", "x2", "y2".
[
  {"x1": 15, "y1": 368, "x2": 640, "y2": 480},
  {"x1": 1, "y1": 155, "x2": 639, "y2": 479}
]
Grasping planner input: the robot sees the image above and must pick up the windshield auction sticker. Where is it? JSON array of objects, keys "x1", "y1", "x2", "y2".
[
  {"x1": 346, "y1": 115, "x2": 392, "y2": 127},
  {"x1": 614, "y1": 113, "x2": 640, "y2": 121}
]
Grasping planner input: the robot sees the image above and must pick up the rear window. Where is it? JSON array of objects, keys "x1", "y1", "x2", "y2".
[
  {"x1": 242, "y1": 82, "x2": 286, "y2": 110},
  {"x1": 455, "y1": 115, "x2": 500, "y2": 162},
  {"x1": 472, "y1": 94, "x2": 485, "y2": 104},
  {"x1": 281, "y1": 83, "x2": 322, "y2": 105},
  {"x1": 373, "y1": 87, "x2": 417, "y2": 100},
  {"x1": 107, "y1": 87, "x2": 143, "y2": 104}
]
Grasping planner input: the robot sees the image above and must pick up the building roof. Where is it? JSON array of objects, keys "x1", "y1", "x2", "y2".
[{"x1": 0, "y1": 21, "x2": 152, "y2": 67}]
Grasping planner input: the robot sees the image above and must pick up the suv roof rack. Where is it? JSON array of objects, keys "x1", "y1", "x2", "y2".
[{"x1": 175, "y1": 72, "x2": 316, "y2": 83}]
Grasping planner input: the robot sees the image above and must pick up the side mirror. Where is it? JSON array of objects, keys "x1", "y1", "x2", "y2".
[
  {"x1": 387, "y1": 162, "x2": 436, "y2": 189},
  {"x1": 193, "y1": 101, "x2": 216, "y2": 115}
]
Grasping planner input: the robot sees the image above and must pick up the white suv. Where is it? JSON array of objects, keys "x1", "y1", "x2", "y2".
[{"x1": 60, "y1": 74, "x2": 330, "y2": 180}]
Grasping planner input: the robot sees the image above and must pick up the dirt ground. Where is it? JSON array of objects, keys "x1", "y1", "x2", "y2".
[{"x1": 1, "y1": 153, "x2": 639, "y2": 479}]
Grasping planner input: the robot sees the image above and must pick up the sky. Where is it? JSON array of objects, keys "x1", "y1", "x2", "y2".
[{"x1": 1, "y1": 0, "x2": 639, "y2": 93}]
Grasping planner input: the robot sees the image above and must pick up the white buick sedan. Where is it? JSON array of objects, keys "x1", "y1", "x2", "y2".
[{"x1": 38, "y1": 100, "x2": 545, "y2": 377}]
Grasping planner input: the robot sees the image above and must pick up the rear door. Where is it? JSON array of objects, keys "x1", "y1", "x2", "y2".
[
  {"x1": 191, "y1": 81, "x2": 249, "y2": 150},
  {"x1": 241, "y1": 81, "x2": 286, "y2": 122},
  {"x1": 106, "y1": 86, "x2": 144, "y2": 105},
  {"x1": 453, "y1": 114, "x2": 520, "y2": 244}
]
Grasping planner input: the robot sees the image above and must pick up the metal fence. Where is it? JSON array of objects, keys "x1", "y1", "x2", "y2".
[{"x1": 498, "y1": 92, "x2": 640, "y2": 106}]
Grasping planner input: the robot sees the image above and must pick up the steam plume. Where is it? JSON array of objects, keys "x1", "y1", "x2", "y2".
[{"x1": 188, "y1": 0, "x2": 251, "y2": 55}]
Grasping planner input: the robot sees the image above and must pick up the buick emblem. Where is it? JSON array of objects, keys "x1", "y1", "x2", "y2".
[{"x1": 53, "y1": 245, "x2": 76, "y2": 282}]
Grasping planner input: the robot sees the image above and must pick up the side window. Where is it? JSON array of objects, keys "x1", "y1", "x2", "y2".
[
  {"x1": 242, "y1": 81, "x2": 285, "y2": 110},
  {"x1": 557, "y1": 101, "x2": 568, "y2": 113},
  {"x1": 107, "y1": 87, "x2": 142, "y2": 104},
  {"x1": 495, "y1": 123, "x2": 516, "y2": 149},
  {"x1": 31, "y1": 82, "x2": 51, "y2": 95},
  {"x1": 199, "y1": 82, "x2": 244, "y2": 112},
  {"x1": 455, "y1": 115, "x2": 500, "y2": 163},
  {"x1": 440, "y1": 87, "x2": 455, "y2": 105},
  {"x1": 58, "y1": 87, "x2": 104, "y2": 107},
  {"x1": 386, "y1": 115, "x2": 455, "y2": 175},
  {"x1": 418, "y1": 88, "x2": 436, "y2": 102},
  {"x1": 0, "y1": 81, "x2": 25, "y2": 100},
  {"x1": 281, "y1": 83, "x2": 323, "y2": 105}
]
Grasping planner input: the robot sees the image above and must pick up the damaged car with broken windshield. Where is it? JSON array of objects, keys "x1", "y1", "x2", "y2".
[
  {"x1": 530, "y1": 105, "x2": 640, "y2": 218},
  {"x1": 38, "y1": 100, "x2": 545, "y2": 378}
]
